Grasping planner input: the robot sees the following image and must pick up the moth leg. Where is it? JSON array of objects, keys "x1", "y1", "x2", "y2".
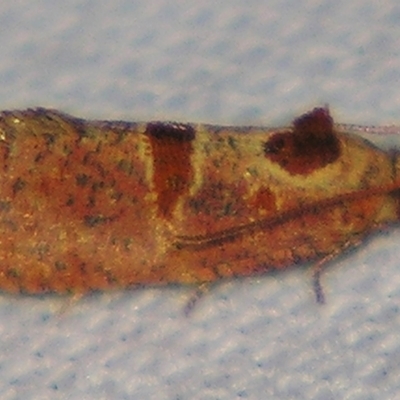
[
  {"x1": 184, "y1": 282, "x2": 210, "y2": 316},
  {"x1": 312, "y1": 257, "x2": 330, "y2": 304},
  {"x1": 312, "y1": 237, "x2": 363, "y2": 304},
  {"x1": 56, "y1": 291, "x2": 85, "y2": 316}
]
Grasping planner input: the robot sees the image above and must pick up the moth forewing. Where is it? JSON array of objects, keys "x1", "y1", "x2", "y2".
[{"x1": 0, "y1": 106, "x2": 398, "y2": 302}]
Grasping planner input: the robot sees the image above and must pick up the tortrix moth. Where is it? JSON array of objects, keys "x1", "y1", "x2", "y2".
[{"x1": 0, "y1": 107, "x2": 398, "y2": 301}]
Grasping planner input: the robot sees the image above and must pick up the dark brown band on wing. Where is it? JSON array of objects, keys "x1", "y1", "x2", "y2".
[{"x1": 146, "y1": 122, "x2": 195, "y2": 218}]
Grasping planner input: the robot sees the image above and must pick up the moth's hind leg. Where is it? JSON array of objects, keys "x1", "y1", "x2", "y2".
[
  {"x1": 311, "y1": 237, "x2": 363, "y2": 304},
  {"x1": 184, "y1": 282, "x2": 211, "y2": 316}
]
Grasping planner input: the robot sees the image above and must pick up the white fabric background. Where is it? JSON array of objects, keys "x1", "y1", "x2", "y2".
[{"x1": 0, "y1": 1, "x2": 399, "y2": 399}]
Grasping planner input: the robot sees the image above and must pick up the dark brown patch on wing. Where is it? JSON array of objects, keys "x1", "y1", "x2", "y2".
[
  {"x1": 263, "y1": 107, "x2": 341, "y2": 175},
  {"x1": 248, "y1": 187, "x2": 277, "y2": 214},
  {"x1": 146, "y1": 122, "x2": 195, "y2": 218}
]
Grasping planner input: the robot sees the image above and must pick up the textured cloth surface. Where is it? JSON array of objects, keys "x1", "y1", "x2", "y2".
[{"x1": 0, "y1": 1, "x2": 400, "y2": 399}]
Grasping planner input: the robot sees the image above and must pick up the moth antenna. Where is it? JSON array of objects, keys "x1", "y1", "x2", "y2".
[{"x1": 336, "y1": 123, "x2": 400, "y2": 136}]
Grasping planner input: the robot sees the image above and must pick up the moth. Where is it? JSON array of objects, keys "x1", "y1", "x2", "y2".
[{"x1": 0, "y1": 107, "x2": 398, "y2": 302}]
